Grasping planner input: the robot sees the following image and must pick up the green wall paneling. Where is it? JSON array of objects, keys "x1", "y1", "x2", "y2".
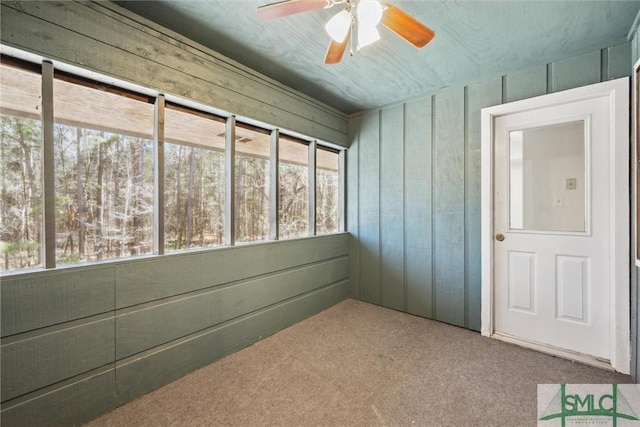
[
  {"x1": 116, "y1": 233, "x2": 348, "y2": 308},
  {"x1": 433, "y1": 87, "x2": 466, "y2": 327},
  {"x1": 348, "y1": 42, "x2": 632, "y2": 332},
  {"x1": 115, "y1": 280, "x2": 349, "y2": 405},
  {"x1": 1, "y1": 266, "x2": 114, "y2": 336},
  {"x1": 550, "y1": 50, "x2": 602, "y2": 93},
  {"x1": 347, "y1": 116, "x2": 361, "y2": 299},
  {"x1": 465, "y1": 78, "x2": 502, "y2": 330},
  {"x1": 404, "y1": 97, "x2": 433, "y2": 318},
  {"x1": 380, "y1": 104, "x2": 405, "y2": 311},
  {"x1": 116, "y1": 257, "x2": 348, "y2": 358},
  {"x1": 0, "y1": 367, "x2": 116, "y2": 427},
  {"x1": 606, "y1": 42, "x2": 632, "y2": 80},
  {"x1": 504, "y1": 66, "x2": 547, "y2": 103},
  {"x1": 1, "y1": 315, "x2": 114, "y2": 402},
  {"x1": 358, "y1": 111, "x2": 382, "y2": 304}
]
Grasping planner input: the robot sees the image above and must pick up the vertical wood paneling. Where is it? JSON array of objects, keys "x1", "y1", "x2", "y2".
[
  {"x1": 466, "y1": 78, "x2": 502, "y2": 330},
  {"x1": 351, "y1": 42, "x2": 630, "y2": 333},
  {"x1": 550, "y1": 50, "x2": 601, "y2": 93},
  {"x1": 433, "y1": 87, "x2": 466, "y2": 327},
  {"x1": 504, "y1": 66, "x2": 547, "y2": 103},
  {"x1": 633, "y1": 29, "x2": 640, "y2": 63},
  {"x1": 606, "y1": 42, "x2": 632, "y2": 80},
  {"x1": 380, "y1": 105, "x2": 405, "y2": 310},
  {"x1": 347, "y1": 116, "x2": 361, "y2": 299},
  {"x1": 405, "y1": 98, "x2": 433, "y2": 318},
  {"x1": 358, "y1": 111, "x2": 381, "y2": 304}
]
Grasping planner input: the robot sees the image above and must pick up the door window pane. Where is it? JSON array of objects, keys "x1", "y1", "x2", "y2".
[
  {"x1": 0, "y1": 63, "x2": 42, "y2": 271},
  {"x1": 235, "y1": 124, "x2": 270, "y2": 243},
  {"x1": 53, "y1": 76, "x2": 154, "y2": 264},
  {"x1": 316, "y1": 147, "x2": 339, "y2": 235},
  {"x1": 509, "y1": 121, "x2": 586, "y2": 233},
  {"x1": 279, "y1": 135, "x2": 308, "y2": 239},
  {"x1": 164, "y1": 105, "x2": 225, "y2": 250}
]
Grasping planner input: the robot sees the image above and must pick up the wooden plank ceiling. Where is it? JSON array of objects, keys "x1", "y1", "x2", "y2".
[{"x1": 115, "y1": 0, "x2": 640, "y2": 114}]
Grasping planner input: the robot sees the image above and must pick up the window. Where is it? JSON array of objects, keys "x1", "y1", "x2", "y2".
[
  {"x1": 53, "y1": 74, "x2": 154, "y2": 264},
  {"x1": 0, "y1": 61, "x2": 42, "y2": 271},
  {"x1": 279, "y1": 135, "x2": 309, "y2": 239},
  {"x1": 316, "y1": 147, "x2": 340, "y2": 235},
  {"x1": 1, "y1": 53, "x2": 345, "y2": 274},
  {"x1": 234, "y1": 123, "x2": 271, "y2": 243},
  {"x1": 164, "y1": 104, "x2": 225, "y2": 250}
]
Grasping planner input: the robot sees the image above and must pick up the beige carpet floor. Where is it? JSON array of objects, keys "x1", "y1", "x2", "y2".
[{"x1": 85, "y1": 298, "x2": 632, "y2": 426}]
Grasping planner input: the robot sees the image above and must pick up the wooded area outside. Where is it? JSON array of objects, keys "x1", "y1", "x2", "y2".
[
  {"x1": 0, "y1": 61, "x2": 341, "y2": 272},
  {"x1": 235, "y1": 124, "x2": 270, "y2": 243},
  {"x1": 279, "y1": 136, "x2": 308, "y2": 239},
  {"x1": 1, "y1": 65, "x2": 42, "y2": 270},
  {"x1": 316, "y1": 148, "x2": 339, "y2": 235}
]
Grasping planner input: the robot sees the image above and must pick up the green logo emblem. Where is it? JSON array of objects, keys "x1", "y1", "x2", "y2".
[{"x1": 540, "y1": 384, "x2": 638, "y2": 427}]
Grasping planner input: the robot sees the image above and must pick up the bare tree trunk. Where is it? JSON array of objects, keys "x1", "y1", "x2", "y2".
[
  {"x1": 1, "y1": 128, "x2": 8, "y2": 270},
  {"x1": 112, "y1": 138, "x2": 121, "y2": 257},
  {"x1": 77, "y1": 128, "x2": 85, "y2": 257},
  {"x1": 175, "y1": 145, "x2": 183, "y2": 249},
  {"x1": 95, "y1": 137, "x2": 105, "y2": 261},
  {"x1": 129, "y1": 139, "x2": 144, "y2": 255},
  {"x1": 17, "y1": 122, "x2": 38, "y2": 265},
  {"x1": 185, "y1": 147, "x2": 196, "y2": 248},
  {"x1": 235, "y1": 157, "x2": 244, "y2": 240}
]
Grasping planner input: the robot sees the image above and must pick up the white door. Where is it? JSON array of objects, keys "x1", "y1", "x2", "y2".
[{"x1": 481, "y1": 78, "x2": 630, "y2": 373}]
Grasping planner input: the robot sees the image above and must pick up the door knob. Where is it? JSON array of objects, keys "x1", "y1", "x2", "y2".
[{"x1": 496, "y1": 233, "x2": 505, "y2": 241}]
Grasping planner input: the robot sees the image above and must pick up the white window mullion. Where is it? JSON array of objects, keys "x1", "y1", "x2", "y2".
[
  {"x1": 41, "y1": 61, "x2": 55, "y2": 268},
  {"x1": 153, "y1": 94, "x2": 165, "y2": 255},
  {"x1": 225, "y1": 116, "x2": 236, "y2": 246},
  {"x1": 339, "y1": 149, "x2": 346, "y2": 232},
  {"x1": 308, "y1": 140, "x2": 317, "y2": 236},
  {"x1": 270, "y1": 129, "x2": 279, "y2": 240}
]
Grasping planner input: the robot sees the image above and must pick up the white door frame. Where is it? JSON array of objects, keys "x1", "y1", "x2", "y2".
[{"x1": 480, "y1": 78, "x2": 630, "y2": 374}]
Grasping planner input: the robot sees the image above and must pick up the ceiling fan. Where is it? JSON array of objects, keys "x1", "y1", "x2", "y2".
[{"x1": 257, "y1": 0, "x2": 435, "y2": 64}]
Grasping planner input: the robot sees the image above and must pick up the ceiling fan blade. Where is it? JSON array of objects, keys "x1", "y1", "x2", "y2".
[
  {"x1": 381, "y1": 3, "x2": 435, "y2": 48},
  {"x1": 257, "y1": 0, "x2": 330, "y2": 21},
  {"x1": 324, "y1": 28, "x2": 351, "y2": 64}
]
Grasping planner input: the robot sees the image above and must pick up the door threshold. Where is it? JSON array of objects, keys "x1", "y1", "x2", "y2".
[{"x1": 491, "y1": 332, "x2": 614, "y2": 372}]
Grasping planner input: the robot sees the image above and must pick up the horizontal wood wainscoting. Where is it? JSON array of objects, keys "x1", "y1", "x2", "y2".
[
  {"x1": 347, "y1": 42, "x2": 631, "y2": 331},
  {"x1": 1, "y1": 234, "x2": 350, "y2": 426}
]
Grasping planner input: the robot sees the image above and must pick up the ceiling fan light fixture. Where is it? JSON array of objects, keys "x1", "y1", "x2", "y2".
[
  {"x1": 356, "y1": 0, "x2": 383, "y2": 26},
  {"x1": 325, "y1": 9, "x2": 351, "y2": 42},
  {"x1": 357, "y1": 24, "x2": 380, "y2": 49}
]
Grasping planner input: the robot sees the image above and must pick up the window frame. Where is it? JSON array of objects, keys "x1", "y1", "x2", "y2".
[
  {"x1": 634, "y1": 58, "x2": 640, "y2": 266},
  {"x1": 0, "y1": 52, "x2": 346, "y2": 275}
]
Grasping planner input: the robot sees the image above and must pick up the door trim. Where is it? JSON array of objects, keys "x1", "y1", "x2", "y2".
[{"x1": 480, "y1": 78, "x2": 630, "y2": 374}]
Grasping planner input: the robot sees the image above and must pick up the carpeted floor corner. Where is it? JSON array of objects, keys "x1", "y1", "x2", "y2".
[{"x1": 84, "y1": 298, "x2": 632, "y2": 426}]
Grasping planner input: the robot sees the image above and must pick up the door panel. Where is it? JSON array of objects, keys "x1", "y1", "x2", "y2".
[
  {"x1": 508, "y1": 251, "x2": 535, "y2": 313},
  {"x1": 494, "y1": 95, "x2": 610, "y2": 360},
  {"x1": 556, "y1": 255, "x2": 589, "y2": 323}
]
